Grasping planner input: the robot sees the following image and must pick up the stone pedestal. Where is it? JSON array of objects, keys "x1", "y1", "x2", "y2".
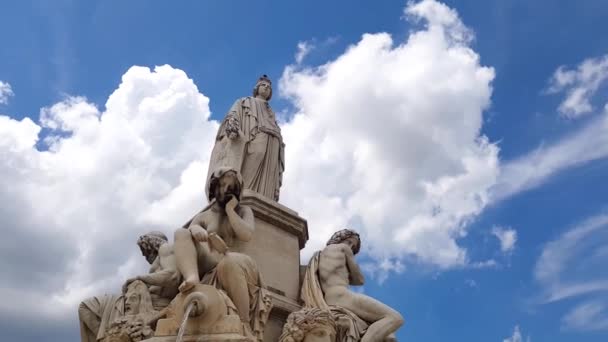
[{"x1": 232, "y1": 190, "x2": 308, "y2": 342}]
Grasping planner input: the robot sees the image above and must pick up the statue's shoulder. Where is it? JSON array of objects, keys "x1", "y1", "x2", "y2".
[
  {"x1": 158, "y1": 243, "x2": 173, "y2": 256},
  {"x1": 323, "y1": 243, "x2": 346, "y2": 253}
]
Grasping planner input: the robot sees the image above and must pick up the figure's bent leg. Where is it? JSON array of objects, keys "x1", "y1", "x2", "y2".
[
  {"x1": 174, "y1": 228, "x2": 199, "y2": 292},
  {"x1": 338, "y1": 291, "x2": 404, "y2": 342},
  {"x1": 216, "y1": 253, "x2": 252, "y2": 324}
]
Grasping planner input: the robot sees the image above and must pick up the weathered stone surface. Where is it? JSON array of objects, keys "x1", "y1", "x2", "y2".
[
  {"x1": 207, "y1": 75, "x2": 284, "y2": 201},
  {"x1": 234, "y1": 189, "x2": 308, "y2": 301},
  {"x1": 301, "y1": 229, "x2": 404, "y2": 342},
  {"x1": 279, "y1": 308, "x2": 337, "y2": 342}
]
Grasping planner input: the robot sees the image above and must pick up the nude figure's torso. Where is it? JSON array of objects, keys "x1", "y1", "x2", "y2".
[
  {"x1": 187, "y1": 205, "x2": 248, "y2": 273},
  {"x1": 318, "y1": 242, "x2": 404, "y2": 342},
  {"x1": 319, "y1": 244, "x2": 351, "y2": 298}
]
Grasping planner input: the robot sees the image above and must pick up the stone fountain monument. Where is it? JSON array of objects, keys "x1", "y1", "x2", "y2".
[{"x1": 78, "y1": 75, "x2": 403, "y2": 342}]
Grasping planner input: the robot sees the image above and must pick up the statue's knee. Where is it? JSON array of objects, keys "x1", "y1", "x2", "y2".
[
  {"x1": 218, "y1": 256, "x2": 239, "y2": 274},
  {"x1": 390, "y1": 313, "x2": 404, "y2": 329}
]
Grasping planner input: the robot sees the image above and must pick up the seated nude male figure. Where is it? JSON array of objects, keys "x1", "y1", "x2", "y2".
[
  {"x1": 319, "y1": 229, "x2": 403, "y2": 342},
  {"x1": 123, "y1": 231, "x2": 180, "y2": 304},
  {"x1": 79, "y1": 232, "x2": 178, "y2": 342},
  {"x1": 174, "y1": 167, "x2": 266, "y2": 339}
]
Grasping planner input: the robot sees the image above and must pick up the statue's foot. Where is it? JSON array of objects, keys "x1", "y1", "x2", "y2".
[{"x1": 178, "y1": 277, "x2": 198, "y2": 293}]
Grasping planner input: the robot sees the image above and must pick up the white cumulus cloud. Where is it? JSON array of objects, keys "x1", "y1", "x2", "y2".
[
  {"x1": 295, "y1": 41, "x2": 314, "y2": 64},
  {"x1": 502, "y1": 325, "x2": 530, "y2": 342},
  {"x1": 547, "y1": 54, "x2": 608, "y2": 118},
  {"x1": 0, "y1": 65, "x2": 218, "y2": 325},
  {"x1": 0, "y1": 80, "x2": 14, "y2": 104},
  {"x1": 279, "y1": 0, "x2": 497, "y2": 268}
]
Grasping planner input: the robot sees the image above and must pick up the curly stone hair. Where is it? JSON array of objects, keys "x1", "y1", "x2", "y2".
[
  {"x1": 279, "y1": 308, "x2": 336, "y2": 342},
  {"x1": 326, "y1": 229, "x2": 361, "y2": 255},
  {"x1": 136, "y1": 231, "x2": 168, "y2": 263}
]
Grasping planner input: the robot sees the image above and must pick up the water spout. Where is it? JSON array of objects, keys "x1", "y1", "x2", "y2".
[{"x1": 176, "y1": 301, "x2": 195, "y2": 342}]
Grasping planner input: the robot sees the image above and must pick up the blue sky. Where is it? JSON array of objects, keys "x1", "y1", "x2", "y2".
[{"x1": 1, "y1": 1, "x2": 608, "y2": 341}]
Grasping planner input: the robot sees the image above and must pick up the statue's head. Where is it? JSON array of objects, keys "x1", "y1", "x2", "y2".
[
  {"x1": 137, "y1": 231, "x2": 168, "y2": 264},
  {"x1": 326, "y1": 229, "x2": 361, "y2": 255},
  {"x1": 208, "y1": 167, "x2": 243, "y2": 207},
  {"x1": 253, "y1": 74, "x2": 272, "y2": 101},
  {"x1": 124, "y1": 280, "x2": 154, "y2": 315},
  {"x1": 279, "y1": 308, "x2": 336, "y2": 342}
]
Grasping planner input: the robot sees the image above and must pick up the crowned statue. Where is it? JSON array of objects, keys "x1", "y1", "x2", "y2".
[{"x1": 206, "y1": 75, "x2": 285, "y2": 202}]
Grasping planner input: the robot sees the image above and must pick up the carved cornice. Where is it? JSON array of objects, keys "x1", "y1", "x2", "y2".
[
  {"x1": 241, "y1": 190, "x2": 309, "y2": 249},
  {"x1": 267, "y1": 291, "x2": 301, "y2": 317}
]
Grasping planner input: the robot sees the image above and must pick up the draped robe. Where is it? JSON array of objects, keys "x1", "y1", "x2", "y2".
[{"x1": 207, "y1": 97, "x2": 284, "y2": 201}]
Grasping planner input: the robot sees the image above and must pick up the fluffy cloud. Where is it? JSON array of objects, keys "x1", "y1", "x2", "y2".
[
  {"x1": 492, "y1": 226, "x2": 517, "y2": 253},
  {"x1": 0, "y1": 80, "x2": 14, "y2": 104},
  {"x1": 534, "y1": 213, "x2": 608, "y2": 330},
  {"x1": 0, "y1": 65, "x2": 217, "y2": 326},
  {"x1": 492, "y1": 103, "x2": 608, "y2": 203},
  {"x1": 547, "y1": 54, "x2": 608, "y2": 118},
  {"x1": 279, "y1": 0, "x2": 497, "y2": 268},
  {"x1": 493, "y1": 54, "x2": 608, "y2": 202},
  {"x1": 562, "y1": 300, "x2": 608, "y2": 331},
  {"x1": 295, "y1": 41, "x2": 314, "y2": 64},
  {"x1": 502, "y1": 325, "x2": 530, "y2": 342}
]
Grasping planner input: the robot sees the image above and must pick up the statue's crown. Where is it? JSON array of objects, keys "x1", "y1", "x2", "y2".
[{"x1": 256, "y1": 74, "x2": 272, "y2": 85}]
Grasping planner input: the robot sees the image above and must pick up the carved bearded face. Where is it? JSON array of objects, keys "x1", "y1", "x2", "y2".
[
  {"x1": 124, "y1": 291, "x2": 141, "y2": 315},
  {"x1": 302, "y1": 326, "x2": 335, "y2": 342},
  {"x1": 343, "y1": 236, "x2": 361, "y2": 255},
  {"x1": 214, "y1": 171, "x2": 240, "y2": 207}
]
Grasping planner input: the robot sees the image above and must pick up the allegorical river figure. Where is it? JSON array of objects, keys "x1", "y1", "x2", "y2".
[
  {"x1": 175, "y1": 167, "x2": 271, "y2": 341},
  {"x1": 301, "y1": 229, "x2": 404, "y2": 342},
  {"x1": 206, "y1": 75, "x2": 285, "y2": 201}
]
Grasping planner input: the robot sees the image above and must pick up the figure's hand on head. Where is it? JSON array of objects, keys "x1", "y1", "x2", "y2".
[
  {"x1": 122, "y1": 277, "x2": 138, "y2": 294},
  {"x1": 225, "y1": 195, "x2": 239, "y2": 212},
  {"x1": 189, "y1": 225, "x2": 208, "y2": 243}
]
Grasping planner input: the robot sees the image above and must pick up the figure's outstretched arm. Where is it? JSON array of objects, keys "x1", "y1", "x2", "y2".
[
  {"x1": 344, "y1": 246, "x2": 365, "y2": 286},
  {"x1": 225, "y1": 197, "x2": 254, "y2": 242}
]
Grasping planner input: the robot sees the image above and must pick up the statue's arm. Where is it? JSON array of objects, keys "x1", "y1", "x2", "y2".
[
  {"x1": 186, "y1": 212, "x2": 209, "y2": 242},
  {"x1": 135, "y1": 269, "x2": 178, "y2": 288},
  {"x1": 223, "y1": 99, "x2": 243, "y2": 139},
  {"x1": 226, "y1": 202, "x2": 255, "y2": 242},
  {"x1": 343, "y1": 246, "x2": 365, "y2": 286},
  {"x1": 149, "y1": 256, "x2": 161, "y2": 273}
]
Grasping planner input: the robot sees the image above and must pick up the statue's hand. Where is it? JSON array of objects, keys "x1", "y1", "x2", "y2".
[
  {"x1": 225, "y1": 195, "x2": 239, "y2": 212},
  {"x1": 122, "y1": 277, "x2": 138, "y2": 294},
  {"x1": 208, "y1": 232, "x2": 228, "y2": 254},
  {"x1": 227, "y1": 130, "x2": 239, "y2": 140},
  {"x1": 190, "y1": 225, "x2": 208, "y2": 243},
  {"x1": 336, "y1": 316, "x2": 351, "y2": 330}
]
